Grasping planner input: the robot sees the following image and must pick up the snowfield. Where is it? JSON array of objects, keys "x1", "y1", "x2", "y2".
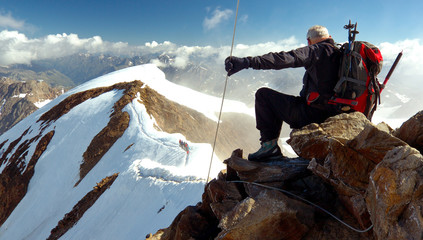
[{"x1": 0, "y1": 64, "x2": 246, "y2": 239}]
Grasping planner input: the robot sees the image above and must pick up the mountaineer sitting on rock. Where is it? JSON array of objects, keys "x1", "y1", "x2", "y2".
[{"x1": 225, "y1": 25, "x2": 341, "y2": 161}]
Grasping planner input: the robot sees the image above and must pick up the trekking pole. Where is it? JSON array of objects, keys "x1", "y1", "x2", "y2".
[
  {"x1": 344, "y1": 20, "x2": 359, "y2": 53},
  {"x1": 351, "y1": 22, "x2": 358, "y2": 42},
  {"x1": 206, "y1": 0, "x2": 240, "y2": 184},
  {"x1": 380, "y1": 50, "x2": 403, "y2": 92}
]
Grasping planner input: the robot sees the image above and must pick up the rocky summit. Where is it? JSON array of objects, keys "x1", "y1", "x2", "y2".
[{"x1": 147, "y1": 111, "x2": 423, "y2": 240}]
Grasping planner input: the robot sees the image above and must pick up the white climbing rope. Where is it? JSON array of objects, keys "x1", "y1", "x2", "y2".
[
  {"x1": 206, "y1": 0, "x2": 240, "y2": 183},
  {"x1": 230, "y1": 180, "x2": 374, "y2": 233},
  {"x1": 202, "y1": 0, "x2": 373, "y2": 234},
  {"x1": 202, "y1": 1, "x2": 373, "y2": 234}
]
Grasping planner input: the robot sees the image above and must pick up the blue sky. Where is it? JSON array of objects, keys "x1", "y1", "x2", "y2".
[
  {"x1": 0, "y1": 0, "x2": 422, "y2": 80},
  {"x1": 1, "y1": 0, "x2": 422, "y2": 46},
  {"x1": 0, "y1": 0, "x2": 422, "y2": 122}
]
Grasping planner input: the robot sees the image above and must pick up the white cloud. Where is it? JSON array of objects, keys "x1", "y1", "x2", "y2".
[
  {"x1": 232, "y1": 36, "x2": 304, "y2": 57},
  {"x1": 379, "y1": 39, "x2": 423, "y2": 80},
  {"x1": 0, "y1": 30, "x2": 141, "y2": 65},
  {"x1": 150, "y1": 58, "x2": 166, "y2": 68},
  {"x1": 203, "y1": 7, "x2": 233, "y2": 31},
  {"x1": 0, "y1": 28, "x2": 422, "y2": 93},
  {"x1": 0, "y1": 29, "x2": 421, "y2": 119},
  {"x1": 0, "y1": 28, "x2": 298, "y2": 67},
  {"x1": 0, "y1": 12, "x2": 25, "y2": 30}
]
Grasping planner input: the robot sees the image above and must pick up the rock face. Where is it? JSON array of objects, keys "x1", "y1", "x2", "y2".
[
  {"x1": 394, "y1": 110, "x2": 423, "y2": 153},
  {"x1": 0, "y1": 77, "x2": 64, "y2": 135},
  {"x1": 147, "y1": 111, "x2": 423, "y2": 240},
  {"x1": 367, "y1": 146, "x2": 423, "y2": 240},
  {"x1": 290, "y1": 112, "x2": 408, "y2": 229},
  {"x1": 0, "y1": 130, "x2": 55, "y2": 226}
]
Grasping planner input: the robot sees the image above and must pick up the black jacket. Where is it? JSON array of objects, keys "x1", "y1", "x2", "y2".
[{"x1": 247, "y1": 39, "x2": 340, "y2": 105}]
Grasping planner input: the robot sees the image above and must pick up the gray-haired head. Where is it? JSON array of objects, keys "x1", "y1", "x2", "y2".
[{"x1": 306, "y1": 25, "x2": 330, "y2": 40}]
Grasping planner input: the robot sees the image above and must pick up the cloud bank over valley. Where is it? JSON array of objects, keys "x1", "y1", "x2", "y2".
[
  {"x1": 0, "y1": 29, "x2": 422, "y2": 122},
  {"x1": 0, "y1": 29, "x2": 421, "y2": 79}
]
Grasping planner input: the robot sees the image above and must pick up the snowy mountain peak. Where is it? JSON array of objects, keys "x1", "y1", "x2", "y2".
[{"x1": 0, "y1": 64, "x2": 258, "y2": 239}]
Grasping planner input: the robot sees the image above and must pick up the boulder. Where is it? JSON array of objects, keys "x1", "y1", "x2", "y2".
[
  {"x1": 224, "y1": 153, "x2": 310, "y2": 183},
  {"x1": 325, "y1": 122, "x2": 406, "y2": 191},
  {"x1": 290, "y1": 112, "x2": 408, "y2": 228},
  {"x1": 287, "y1": 112, "x2": 373, "y2": 160},
  {"x1": 394, "y1": 110, "x2": 423, "y2": 153},
  {"x1": 366, "y1": 145, "x2": 423, "y2": 240},
  {"x1": 156, "y1": 205, "x2": 216, "y2": 240},
  {"x1": 206, "y1": 177, "x2": 244, "y2": 220},
  {"x1": 216, "y1": 189, "x2": 314, "y2": 240},
  {"x1": 348, "y1": 122, "x2": 406, "y2": 164},
  {"x1": 147, "y1": 110, "x2": 423, "y2": 240}
]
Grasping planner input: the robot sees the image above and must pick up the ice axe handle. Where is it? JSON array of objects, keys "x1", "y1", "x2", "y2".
[{"x1": 381, "y1": 51, "x2": 403, "y2": 90}]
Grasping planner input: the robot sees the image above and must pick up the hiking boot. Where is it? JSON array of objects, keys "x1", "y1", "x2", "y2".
[{"x1": 248, "y1": 139, "x2": 283, "y2": 162}]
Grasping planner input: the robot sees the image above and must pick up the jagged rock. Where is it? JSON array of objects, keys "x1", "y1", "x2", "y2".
[
  {"x1": 153, "y1": 178, "x2": 222, "y2": 240},
  {"x1": 206, "y1": 178, "x2": 244, "y2": 220},
  {"x1": 375, "y1": 121, "x2": 394, "y2": 134},
  {"x1": 289, "y1": 112, "x2": 407, "y2": 228},
  {"x1": 303, "y1": 196, "x2": 375, "y2": 240},
  {"x1": 394, "y1": 110, "x2": 423, "y2": 153},
  {"x1": 157, "y1": 205, "x2": 217, "y2": 240},
  {"x1": 216, "y1": 189, "x2": 314, "y2": 240},
  {"x1": 366, "y1": 145, "x2": 423, "y2": 240},
  {"x1": 148, "y1": 111, "x2": 423, "y2": 240},
  {"x1": 347, "y1": 122, "x2": 407, "y2": 164},
  {"x1": 0, "y1": 130, "x2": 55, "y2": 226},
  {"x1": 224, "y1": 152, "x2": 310, "y2": 183},
  {"x1": 47, "y1": 174, "x2": 119, "y2": 240},
  {"x1": 287, "y1": 112, "x2": 373, "y2": 160}
]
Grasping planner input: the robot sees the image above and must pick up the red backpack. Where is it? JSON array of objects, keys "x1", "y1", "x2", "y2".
[{"x1": 328, "y1": 21, "x2": 383, "y2": 120}]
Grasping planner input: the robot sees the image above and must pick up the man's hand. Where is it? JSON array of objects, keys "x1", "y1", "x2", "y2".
[{"x1": 225, "y1": 56, "x2": 250, "y2": 76}]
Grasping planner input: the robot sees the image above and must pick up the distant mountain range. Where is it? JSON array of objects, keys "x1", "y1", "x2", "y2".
[
  {"x1": 0, "y1": 53, "x2": 303, "y2": 137},
  {"x1": 1, "y1": 53, "x2": 148, "y2": 87},
  {"x1": 2, "y1": 53, "x2": 304, "y2": 106},
  {"x1": 0, "y1": 77, "x2": 63, "y2": 134},
  {"x1": 0, "y1": 51, "x2": 417, "y2": 138}
]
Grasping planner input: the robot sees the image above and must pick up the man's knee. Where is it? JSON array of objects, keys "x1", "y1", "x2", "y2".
[{"x1": 255, "y1": 87, "x2": 272, "y2": 100}]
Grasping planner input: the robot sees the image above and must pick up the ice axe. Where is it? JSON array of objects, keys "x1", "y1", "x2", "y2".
[{"x1": 380, "y1": 50, "x2": 403, "y2": 92}]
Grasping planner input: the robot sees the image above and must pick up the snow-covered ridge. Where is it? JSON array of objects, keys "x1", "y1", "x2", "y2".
[
  {"x1": 1, "y1": 64, "x2": 254, "y2": 239},
  {"x1": 64, "y1": 64, "x2": 254, "y2": 121}
]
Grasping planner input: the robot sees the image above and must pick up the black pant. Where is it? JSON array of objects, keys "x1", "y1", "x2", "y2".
[{"x1": 255, "y1": 87, "x2": 338, "y2": 142}]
